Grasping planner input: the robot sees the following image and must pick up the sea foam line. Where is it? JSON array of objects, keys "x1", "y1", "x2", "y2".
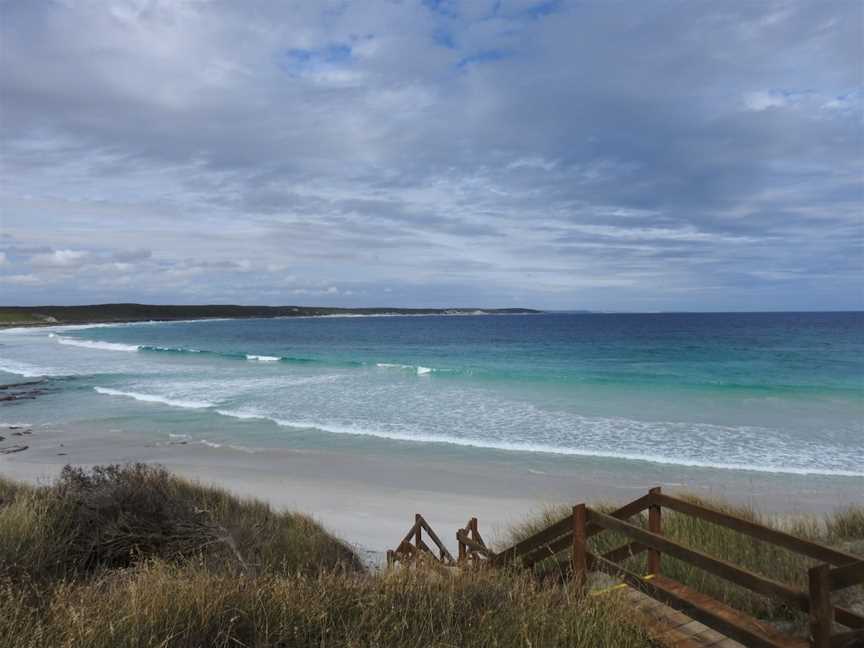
[
  {"x1": 211, "y1": 408, "x2": 864, "y2": 478},
  {"x1": 53, "y1": 336, "x2": 140, "y2": 352},
  {"x1": 376, "y1": 362, "x2": 434, "y2": 375},
  {"x1": 93, "y1": 386, "x2": 214, "y2": 409},
  {"x1": 0, "y1": 357, "x2": 68, "y2": 377}
]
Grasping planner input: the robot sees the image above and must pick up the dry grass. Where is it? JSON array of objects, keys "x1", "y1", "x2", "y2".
[
  {"x1": 0, "y1": 465, "x2": 653, "y2": 648},
  {"x1": 2, "y1": 466, "x2": 859, "y2": 647},
  {"x1": 0, "y1": 562, "x2": 652, "y2": 648}
]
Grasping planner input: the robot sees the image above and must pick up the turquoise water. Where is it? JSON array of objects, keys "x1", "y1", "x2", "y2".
[{"x1": 1, "y1": 312, "x2": 862, "y2": 476}]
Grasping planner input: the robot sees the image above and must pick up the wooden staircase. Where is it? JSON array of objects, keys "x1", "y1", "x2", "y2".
[{"x1": 387, "y1": 488, "x2": 864, "y2": 648}]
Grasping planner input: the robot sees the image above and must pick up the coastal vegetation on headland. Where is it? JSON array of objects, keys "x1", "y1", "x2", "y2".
[
  {"x1": 1, "y1": 464, "x2": 861, "y2": 647},
  {"x1": 0, "y1": 303, "x2": 541, "y2": 328}
]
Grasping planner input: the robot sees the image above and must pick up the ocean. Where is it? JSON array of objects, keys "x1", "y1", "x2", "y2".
[{"x1": 1, "y1": 312, "x2": 862, "y2": 477}]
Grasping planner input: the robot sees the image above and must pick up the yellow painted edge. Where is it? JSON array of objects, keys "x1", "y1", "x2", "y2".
[{"x1": 590, "y1": 573, "x2": 656, "y2": 597}]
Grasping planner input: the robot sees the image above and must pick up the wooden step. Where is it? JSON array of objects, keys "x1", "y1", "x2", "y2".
[{"x1": 640, "y1": 575, "x2": 808, "y2": 648}]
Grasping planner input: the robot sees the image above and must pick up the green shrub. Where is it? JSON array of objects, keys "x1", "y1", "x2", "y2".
[{"x1": 0, "y1": 464, "x2": 361, "y2": 582}]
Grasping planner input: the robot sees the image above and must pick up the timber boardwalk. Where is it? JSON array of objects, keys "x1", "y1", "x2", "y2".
[{"x1": 388, "y1": 488, "x2": 864, "y2": 648}]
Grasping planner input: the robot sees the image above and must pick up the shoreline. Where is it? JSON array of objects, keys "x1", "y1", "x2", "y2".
[
  {"x1": 0, "y1": 304, "x2": 542, "y2": 330},
  {"x1": 3, "y1": 421, "x2": 860, "y2": 553}
]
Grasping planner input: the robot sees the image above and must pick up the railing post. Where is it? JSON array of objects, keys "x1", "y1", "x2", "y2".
[
  {"x1": 808, "y1": 563, "x2": 832, "y2": 648},
  {"x1": 572, "y1": 503, "x2": 587, "y2": 587},
  {"x1": 414, "y1": 514, "x2": 422, "y2": 549},
  {"x1": 648, "y1": 486, "x2": 662, "y2": 575}
]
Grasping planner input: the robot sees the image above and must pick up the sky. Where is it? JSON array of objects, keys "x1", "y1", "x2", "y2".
[{"x1": 0, "y1": 0, "x2": 862, "y2": 311}]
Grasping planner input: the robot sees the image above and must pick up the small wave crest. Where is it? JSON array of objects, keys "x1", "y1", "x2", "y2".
[
  {"x1": 55, "y1": 337, "x2": 140, "y2": 352},
  {"x1": 376, "y1": 362, "x2": 435, "y2": 375},
  {"x1": 246, "y1": 354, "x2": 280, "y2": 362},
  {"x1": 0, "y1": 358, "x2": 66, "y2": 377},
  {"x1": 211, "y1": 408, "x2": 864, "y2": 477},
  {"x1": 93, "y1": 386, "x2": 214, "y2": 409},
  {"x1": 200, "y1": 439, "x2": 257, "y2": 453}
]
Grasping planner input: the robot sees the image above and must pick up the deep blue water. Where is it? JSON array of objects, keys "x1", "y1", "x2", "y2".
[{"x1": 1, "y1": 312, "x2": 862, "y2": 475}]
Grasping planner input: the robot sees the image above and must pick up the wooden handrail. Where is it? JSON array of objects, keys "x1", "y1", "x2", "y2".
[
  {"x1": 590, "y1": 553, "x2": 796, "y2": 648},
  {"x1": 389, "y1": 489, "x2": 863, "y2": 647},
  {"x1": 493, "y1": 516, "x2": 572, "y2": 564},
  {"x1": 831, "y1": 628, "x2": 864, "y2": 648},
  {"x1": 828, "y1": 560, "x2": 864, "y2": 592},
  {"x1": 494, "y1": 493, "x2": 653, "y2": 566},
  {"x1": 417, "y1": 516, "x2": 455, "y2": 563},
  {"x1": 653, "y1": 493, "x2": 861, "y2": 566},
  {"x1": 457, "y1": 530, "x2": 494, "y2": 558},
  {"x1": 587, "y1": 508, "x2": 810, "y2": 611},
  {"x1": 401, "y1": 520, "x2": 419, "y2": 546}
]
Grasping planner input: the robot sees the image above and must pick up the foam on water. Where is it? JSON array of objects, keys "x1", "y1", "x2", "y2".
[
  {"x1": 199, "y1": 439, "x2": 257, "y2": 453},
  {"x1": 94, "y1": 386, "x2": 214, "y2": 409},
  {"x1": 55, "y1": 336, "x2": 140, "y2": 352},
  {"x1": 0, "y1": 357, "x2": 66, "y2": 377},
  {"x1": 5, "y1": 313, "x2": 862, "y2": 479},
  {"x1": 210, "y1": 407, "x2": 864, "y2": 477},
  {"x1": 377, "y1": 362, "x2": 435, "y2": 375}
]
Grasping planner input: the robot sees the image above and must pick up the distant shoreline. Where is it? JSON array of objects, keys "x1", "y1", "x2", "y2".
[{"x1": 0, "y1": 303, "x2": 542, "y2": 329}]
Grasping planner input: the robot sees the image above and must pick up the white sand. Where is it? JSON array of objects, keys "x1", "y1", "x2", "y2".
[{"x1": 2, "y1": 422, "x2": 861, "y2": 554}]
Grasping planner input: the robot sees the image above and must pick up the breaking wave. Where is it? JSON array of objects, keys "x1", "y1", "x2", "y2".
[{"x1": 93, "y1": 386, "x2": 214, "y2": 409}]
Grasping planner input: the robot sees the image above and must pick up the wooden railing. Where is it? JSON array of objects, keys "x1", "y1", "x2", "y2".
[
  {"x1": 456, "y1": 517, "x2": 493, "y2": 563},
  {"x1": 576, "y1": 489, "x2": 864, "y2": 648},
  {"x1": 386, "y1": 513, "x2": 455, "y2": 567},
  {"x1": 388, "y1": 489, "x2": 863, "y2": 648}
]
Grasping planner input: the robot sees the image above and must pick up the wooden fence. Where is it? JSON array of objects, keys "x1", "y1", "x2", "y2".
[
  {"x1": 386, "y1": 513, "x2": 454, "y2": 567},
  {"x1": 388, "y1": 488, "x2": 864, "y2": 648}
]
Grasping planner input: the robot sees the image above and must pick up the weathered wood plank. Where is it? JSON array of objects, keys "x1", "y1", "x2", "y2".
[
  {"x1": 828, "y1": 560, "x2": 864, "y2": 592},
  {"x1": 601, "y1": 541, "x2": 648, "y2": 565},
  {"x1": 834, "y1": 605, "x2": 864, "y2": 629},
  {"x1": 495, "y1": 495, "x2": 649, "y2": 567},
  {"x1": 809, "y1": 564, "x2": 832, "y2": 648},
  {"x1": 417, "y1": 516, "x2": 455, "y2": 563},
  {"x1": 655, "y1": 494, "x2": 861, "y2": 567},
  {"x1": 588, "y1": 508, "x2": 809, "y2": 611},
  {"x1": 456, "y1": 530, "x2": 493, "y2": 558},
  {"x1": 592, "y1": 556, "x2": 805, "y2": 648},
  {"x1": 831, "y1": 628, "x2": 864, "y2": 648},
  {"x1": 401, "y1": 520, "x2": 419, "y2": 546},
  {"x1": 648, "y1": 486, "x2": 662, "y2": 574},
  {"x1": 572, "y1": 504, "x2": 587, "y2": 586}
]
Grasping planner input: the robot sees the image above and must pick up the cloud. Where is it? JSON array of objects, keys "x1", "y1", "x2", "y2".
[
  {"x1": 0, "y1": 0, "x2": 860, "y2": 310},
  {"x1": 29, "y1": 249, "x2": 92, "y2": 268}
]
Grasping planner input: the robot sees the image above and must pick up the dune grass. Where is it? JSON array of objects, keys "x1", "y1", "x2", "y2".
[
  {"x1": 0, "y1": 562, "x2": 652, "y2": 648},
  {"x1": 0, "y1": 465, "x2": 653, "y2": 648}
]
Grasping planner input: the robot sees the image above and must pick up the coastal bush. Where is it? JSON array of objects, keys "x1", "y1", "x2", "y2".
[
  {"x1": 0, "y1": 464, "x2": 361, "y2": 582},
  {"x1": 0, "y1": 561, "x2": 652, "y2": 648}
]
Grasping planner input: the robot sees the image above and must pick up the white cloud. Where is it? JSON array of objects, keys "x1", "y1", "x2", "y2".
[
  {"x1": 0, "y1": 273, "x2": 41, "y2": 285},
  {"x1": 0, "y1": 1, "x2": 860, "y2": 310},
  {"x1": 29, "y1": 249, "x2": 91, "y2": 267}
]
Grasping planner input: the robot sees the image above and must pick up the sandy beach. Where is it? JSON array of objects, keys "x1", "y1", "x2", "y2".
[{"x1": 3, "y1": 420, "x2": 861, "y2": 556}]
